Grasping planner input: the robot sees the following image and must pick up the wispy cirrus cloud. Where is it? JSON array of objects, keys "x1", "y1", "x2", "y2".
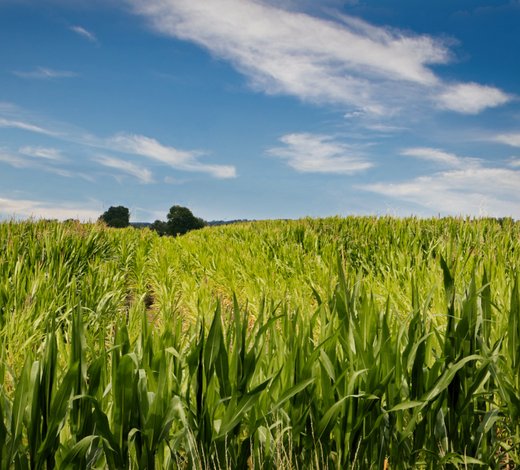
[
  {"x1": 401, "y1": 147, "x2": 481, "y2": 169},
  {"x1": 19, "y1": 146, "x2": 64, "y2": 161},
  {"x1": 12, "y1": 66, "x2": 78, "y2": 79},
  {"x1": 0, "y1": 150, "x2": 29, "y2": 168},
  {"x1": 0, "y1": 104, "x2": 236, "y2": 179},
  {"x1": 0, "y1": 147, "x2": 63, "y2": 168},
  {"x1": 109, "y1": 133, "x2": 237, "y2": 178},
  {"x1": 268, "y1": 133, "x2": 373, "y2": 174},
  {"x1": 95, "y1": 155, "x2": 154, "y2": 183},
  {"x1": 69, "y1": 25, "x2": 98, "y2": 43},
  {"x1": 0, "y1": 147, "x2": 93, "y2": 181},
  {"x1": 0, "y1": 117, "x2": 57, "y2": 136},
  {"x1": 128, "y1": 0, "x2": 510, "y2": 115},
  {"x1": 363, "y1": 147, "x2": 520, "y2": 217}
]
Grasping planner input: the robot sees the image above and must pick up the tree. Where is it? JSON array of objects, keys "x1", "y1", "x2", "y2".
[
  {"x1": 148, "y1": 205, "x2": 206, "y2": 237},
  {"x1": 166, "y1": 205, "x2": 206, "y2": 236},
  {"x1": 150, "y1": 219, "x2": 168, "y2": 236},
  {"x1": 99, "y1": 206, "x2": 130, "y2": 228}
]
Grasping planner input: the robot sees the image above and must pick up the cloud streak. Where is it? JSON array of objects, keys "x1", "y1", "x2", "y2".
[
  {"x1": 70, "y1": 25, "x2": 98, "y2": 42},
  {"x1": 95, "y1": 154, "x2": 154, "y2": 183},
  {"x1": 129, "y1": 0, "x2": 510, "y2": 115},
  {"x1": 0, "y1": 148, "x2": 93, "y2": 181},
  {"x1": 363, "y1": 147, "x2": 520, "y2": 217},
  {"x1": 19, "y1": 146, "x2": 64, "y2": 161},
  {"x1": 12, "y1": 67, "x2": 77, "y2": 79},
  {"x1": 0, "y1": 117, "x2": 57, "y2": 136},
  {"x1": 268, "y1": 133, "x2": 373, "y2": 174},
  {"x1": 109, "y1": 133, "x2": 237, "y2": 178},
  {"x1": 0, "y1": 150, "x2": 29, "y2": 169},
  {"x1": 494, "y1": 132, "x2": 520, "y2": 147},
  {"x1": 401, "y1": 147, "x2": 481, "y2": 169},
  {"x1": 0, "y1": 105, "x2": 236, "y2": 179}
]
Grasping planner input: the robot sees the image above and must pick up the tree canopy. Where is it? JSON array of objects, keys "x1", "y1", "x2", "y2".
[
  {"x1": 147, "y1": 205, "x2": 206, "y2": 236},
  {"x1": 98, "y1": 204, "x2": 205, "y2": 235},
  {"x1": 99, "y1": 206, "x2": 130, "y2": 228},
  {"x1": 150, "y1": 219, "x2": 168, "y2": 236},
  {"x1": 166, "y1": 205, "x2": 205, "y2": 236}
]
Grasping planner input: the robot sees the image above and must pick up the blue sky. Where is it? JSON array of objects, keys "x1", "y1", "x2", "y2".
[{"x1": 1, "y1": 0, "x2": 520, "y2": 221}]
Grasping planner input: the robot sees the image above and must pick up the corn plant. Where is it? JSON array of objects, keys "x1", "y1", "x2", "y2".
[{"x1": 0, "y1": 217, "x2": 519, "y2": 468}]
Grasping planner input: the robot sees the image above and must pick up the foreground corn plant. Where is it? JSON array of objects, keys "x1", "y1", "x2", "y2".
[{"x1": 0, "y1": 217, "x2": 519, "y2": 468}]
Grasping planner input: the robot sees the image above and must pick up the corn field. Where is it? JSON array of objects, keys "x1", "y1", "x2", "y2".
[{"x1": 0, "y1": 217, "x2": 519, "y2": 469}]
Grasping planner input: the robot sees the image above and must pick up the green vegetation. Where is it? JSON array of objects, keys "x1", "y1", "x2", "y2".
[
  {"x1": 98, "y1": 206, "x2": 130, "y2": 228},
  {"x1": 150, "y1": 205, "x2": 206, "y2": 237},
  {"x1": 0, "y1": 216, "x2": 519, "y2": 468}
]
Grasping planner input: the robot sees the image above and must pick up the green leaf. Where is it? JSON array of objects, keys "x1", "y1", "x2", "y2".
[
  {"x1": 59, "y1": 436, "x2": 99, "y2": 468},
  {"x1": 270, "y1": 378, "x2": 315, "y2": 412},
  {"x1": 317, "y1": 396, "x2": 347, "y2": 439},
  {"x1": 388, "y1": 401, "x2": 424, "y2": 412},
  {"x1": 38, "y1": 362, "x2": 79, "y2": 461}
]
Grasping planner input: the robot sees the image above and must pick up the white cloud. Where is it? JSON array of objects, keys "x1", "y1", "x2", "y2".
[
  {"x1": 128, "y1": 0, "x2": 510, "y2": 115},
  {"x1": 494, "y1": 133, "x2": 520, "y2": 147},
  {"x1": 109, "y1": 133, "x2": 237, "y2": 178},
  {"x1": 365, "y1": 123, "x2": 407, "y2": 133},
  {"x1": 12, "y1": 67, "x2": 77, "y2": 79},
  {"x1": 70, "y1": 25, "x2": 98, "y2": 42},
  {"x1": 129, "y1": 0, "x2": 450, "y2": 113},
  {"x1": 0, "y1": 197, "x2": 101, "y2": 221},
  {"x1": 363, "y1": 149, "x2": 520, "y2": 217},
  {"x1": 509, "y1": 158, "x2": 520, "y2": 168},
  {"x1": 0, "y1": 151, "x2": 28, "y2": 168},
  {"x1": 0, "y1": 118, "x2": 57, "y2": 136},
  {"x1": 0, "y1": 105, "x2": 236, "y2": 179},
  {"x1": 401, "y1": 147, "x2": 482, "y2": 169},
  {"x1": 45, "y1": 168, "x2": 95, "y2": 182},
  {"x1": 263, "y1": 0, "x2": 358, "y2": 10},
  {"x1": 19, "y1": 146, "x2": 64, "y2": 161},
  {"x1": 436, "y1": 82, "x2": 511, "y2": 114},
  {"x1": 268, "y1": 133, "x2": 373, "y2": 174},
  {"x1": 0, "y1": 148, "x2": 93, "y2": 181},
  {"x1": 95, "y1": 155, "x2": 154, "y2": 183}
]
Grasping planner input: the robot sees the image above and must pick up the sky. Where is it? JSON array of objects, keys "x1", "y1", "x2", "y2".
[{"x1": 1, "y1": 0, "x2": 520, "y2": 222}]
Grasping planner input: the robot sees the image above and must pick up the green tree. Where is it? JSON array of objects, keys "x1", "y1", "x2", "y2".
[
  {"x1": 150, "y1": 219, "x2": 168, "y2": 236},
  {"x1": 166, "y1": 205, "x2": 206, "y2": 236},
  {"x1": 99, "y1": 206, "x2": 130, "y2": 228}
]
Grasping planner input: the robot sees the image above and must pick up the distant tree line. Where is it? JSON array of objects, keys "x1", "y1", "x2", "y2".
[
  {"x1": 207, "y1": 219, "x2": 250, "y2": 226},
  {"x1": 98, "y1": 204, "x2": 207, "y2": 236}
]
